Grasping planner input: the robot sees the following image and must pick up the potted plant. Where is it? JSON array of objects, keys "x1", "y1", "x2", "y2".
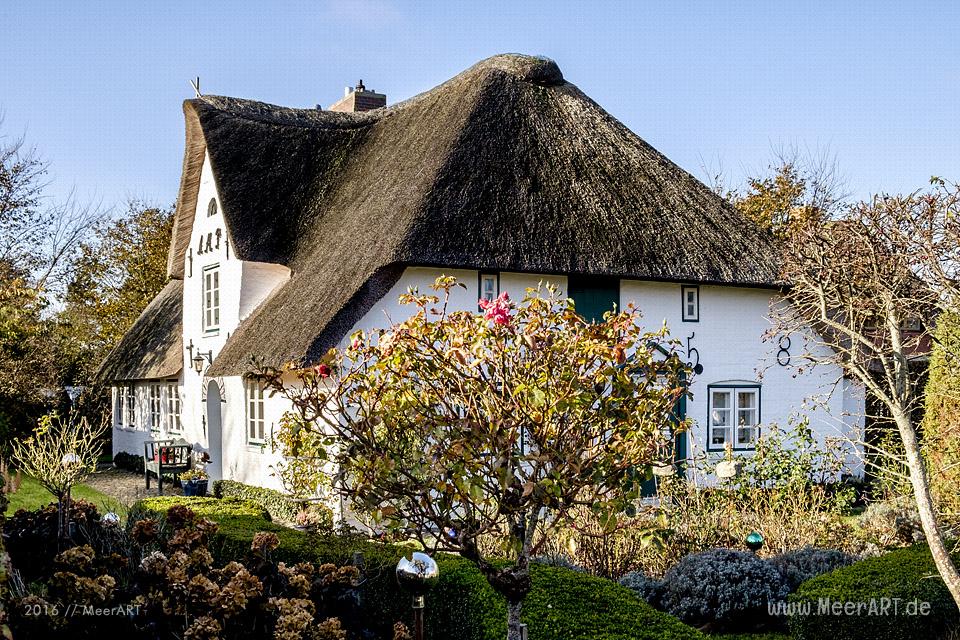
[
  {"x1": 292, "y1": 508, "x2": 325, "y2": 533},
  {"x1": 180, "y1": 468, "x2": 208, "y2": 496},
  {"x1": 715, "y1": 442, "x2": 740, "y2": 480}
]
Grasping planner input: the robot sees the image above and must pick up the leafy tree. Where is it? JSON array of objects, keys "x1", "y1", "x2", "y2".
[
  {"x1": 728, "y1": 146, "x2": 846, "y2": 238},
  {"x1": 259, "y1": 277, "x2": 689, "y2": 640},
  {"x1": 59, "y1": 201, "x2": 173, "y2": 384},
  {"x1": 771, "y1": 179, "x2": 960, "y2": 608}
]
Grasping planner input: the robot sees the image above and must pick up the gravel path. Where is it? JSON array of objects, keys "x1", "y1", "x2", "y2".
[{"x1": 85, "y1": 466, "x2": 183, "y2": 507}]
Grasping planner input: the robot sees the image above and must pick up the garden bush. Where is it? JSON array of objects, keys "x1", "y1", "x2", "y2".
[
  {"x1": 658, "y1": 548, "x2": 788, "y2": 632},
  {"x1": 212, "y1": 479, "x2": 332, "y2": 529},
  {"x1": 853, "y1": 497, "x2": 925, "y2": 553},
  {"x1": 769, "y1": 546, "x2": 858, "y2": 591},
  {"x1": 788, "y1": 543, "x2": 960, "y2": 640},
  {"x1": 618, "y1": 570, "x2": 664, "y2": 608},
  {"x1": 9, "y1": 501, "x2": 364, "y2": 639},
  {"x1": 112, "y1": 451, "x2": 144, "y2": 473},
  {"x1": 134, "y1": 496, "x2": 706, "y2": 639}
]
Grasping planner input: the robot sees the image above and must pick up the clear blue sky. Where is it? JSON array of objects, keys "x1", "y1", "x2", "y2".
[{"x1": 2, "y1": 1, "x2": 958, "y2": 214}]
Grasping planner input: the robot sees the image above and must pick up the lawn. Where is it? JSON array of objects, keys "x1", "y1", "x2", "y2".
[{"x1": 5, "y1": 474, "x2": 126, "y2": 516}]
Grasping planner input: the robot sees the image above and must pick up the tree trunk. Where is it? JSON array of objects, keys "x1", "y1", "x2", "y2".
[
  {"x1": 894, "y1": 409, "x2": 960, "y2": 609},
  {"x1": 506, "y1": 599, "x2": 524, "y2": 640}
]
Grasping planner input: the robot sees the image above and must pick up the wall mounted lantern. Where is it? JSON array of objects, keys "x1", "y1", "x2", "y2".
[{"x1": 192, "y1": 350, "x2": 213, "y2": 374}]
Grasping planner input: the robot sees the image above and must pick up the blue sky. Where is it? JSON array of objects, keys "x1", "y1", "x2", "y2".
[{"x1": 2, "y1": 1, "x2": 958, "y2": 214}]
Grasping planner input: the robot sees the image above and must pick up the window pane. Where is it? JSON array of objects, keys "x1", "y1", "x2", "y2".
[
  {"x1": 738, "y1": 391, "x2": 756, "y2": 409},
  {"x1": 712, "y1": 427, "x2": 728, "y2": 445},
  {"x1": 712, "y1": 391, "x2": 730, "y2": 410},
  {"x1": 737, "y1": 426, "x2": 755, "y2": 445}
]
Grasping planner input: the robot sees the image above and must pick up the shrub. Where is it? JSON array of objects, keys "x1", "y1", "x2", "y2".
[
  {"x1": 112, "y1": 451, "x2": 144, "y2": 473},
  {"x1": 530, "y1": 553, "x2": 585, "y2": 573},
  {"x1": 923, "y1": 310, "x2": 960, "y2": 528},
  {"x1": 9, "y1": 501, "x2": 364, "y2": 639},
  {"x1": 212, "y1": 479, "x2": 332, "y2": 529},
  {"x1": 619, "y1": 570, "x2": 664, "y2": 608},
  {"x1": 133, "y1": 496, "x2": 706, "y2": 640},
  {"x1": 788, "y1": 544, "x2": 960, "y2": 640},
  {"x1": 658, "y1": 549, "x2": 788, "y2": 632},
  {"x1": 6, "y1": 499, "x2": 124, "y2": 583},
  {"x1": 768, "y1": 546, "x2": 858, "y2": 591},
  {"x1": 854, "y1": 498, "x2": 925, "y2": 553}
]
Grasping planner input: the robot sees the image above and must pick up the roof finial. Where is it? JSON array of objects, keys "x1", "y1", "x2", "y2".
[
  {"x1": 356, "y1": 79, "x2": 365, "y2": 92},
  {"x1": 190, "y1": 77, "x2": 202, "y2": 97}
]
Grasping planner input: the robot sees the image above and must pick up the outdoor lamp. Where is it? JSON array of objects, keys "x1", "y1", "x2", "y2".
[
  {"x1": 192, "y1": 350, "x2": 213, "y2": 374},
  {"x1": 396, "y1": 552, "x2": 439, "y2": 640}
]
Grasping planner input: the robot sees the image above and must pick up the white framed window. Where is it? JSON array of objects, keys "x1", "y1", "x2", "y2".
[
  {"x1": 479, "y1": 273, "x2": 499, "y2": 308},
  {"x1": 708, "y1": 383, "x2": 760, "y2": 450},
  {"x1": 203, "y1": 265, "x2": 221, "y2": 332},
  {"x1": 112, "y1": 386, "x2": 122, "y2": 427},
  {"x1": 149, "y1": 385, "x2": 162, "y2": 435},
  {"x1": 166, "y1": 383, "x2": 182, "y2": 433},
  {"x1": 124, "y1": 385, "x2": 136, "y2": 429},
  {"x1": 207, "y1": 198, "x2": 218, "y2": 217},
  {"x1": 247, "y1": 381, "x2": 265, "y2": 444},
  {"x1": 682, "y1": 285, "x2": 699, "y2": 322}
]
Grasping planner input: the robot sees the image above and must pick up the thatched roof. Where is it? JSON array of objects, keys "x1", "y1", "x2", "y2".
[
  {"x1": 163, "y1": 53, "x2": 781, "y2": 376},
  {"x1": 97, "y1": 280, "x2": 183, "y2": 382}
]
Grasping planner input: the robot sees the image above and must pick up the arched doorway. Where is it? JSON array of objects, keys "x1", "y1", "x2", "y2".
[{"x1": 205, "y1": 380, "x2": 223, "y2": 480}]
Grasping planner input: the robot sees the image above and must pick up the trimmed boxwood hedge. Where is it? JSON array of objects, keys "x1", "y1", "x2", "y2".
[
  {"x1": 788, "y1": 543, "x2": 960, "y2": 640},
  {"x1": 133, "y1": 496, "x2": 703, "y2": 640},
  {"x1": 211, "y1": 479, "x2": 335, "y2": 528}
]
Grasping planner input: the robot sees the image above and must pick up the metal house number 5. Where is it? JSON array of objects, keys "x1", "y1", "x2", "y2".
[
  {"x1": 777, "y1": 335, "x2": 791, "y2": 366},
  {"x1": 686, "y1": 333, "x2": 703, "y2": 375}
]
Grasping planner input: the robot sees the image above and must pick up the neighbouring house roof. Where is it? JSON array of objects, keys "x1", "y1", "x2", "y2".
[
  {"x1": 97, "y1": 280, "x2": 183, "y2": 383},
  {"x1": 160, "y1": 53, "x2": 783, "y2": 377}
]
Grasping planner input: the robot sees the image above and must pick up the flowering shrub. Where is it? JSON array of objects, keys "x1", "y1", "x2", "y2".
[
  {"x1": 8, "y1": 503, "x2": 370, "y2": 639},
  {"x1": 769, "y1": 546, "x2": 857, "y2": 591},
  {"x1": 658, "y1": 549, "x2": 788, "y2": 631}
]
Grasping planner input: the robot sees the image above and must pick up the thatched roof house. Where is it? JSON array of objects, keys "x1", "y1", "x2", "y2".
[{"x1": 156, "y1": 54, "x2": 778, "y2": 379}]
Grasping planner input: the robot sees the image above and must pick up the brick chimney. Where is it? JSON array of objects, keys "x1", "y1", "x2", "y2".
[{"x1": 328, "y1": 79, "x2": 386, "y2": 112}]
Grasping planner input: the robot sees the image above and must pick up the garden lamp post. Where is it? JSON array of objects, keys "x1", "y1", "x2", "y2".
[{"x1": 396, "y1": 552, "x2": 439, "y2": 640}]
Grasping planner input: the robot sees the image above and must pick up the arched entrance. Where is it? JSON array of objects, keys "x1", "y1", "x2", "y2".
[{"x1": 205, "y1": 380, "x2": 223, "y2": 480}]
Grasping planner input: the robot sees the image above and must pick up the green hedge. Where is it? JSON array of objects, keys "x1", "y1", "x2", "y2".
[
  {"x1": 788, "y1": 544, "x2": 960, "y2": 640},
  {"x1": 132, "y1": 496, "x2": 703, "y2": 640},
  {"x1": 211, "y1": 479, "x2": 333, "y2": 529}
]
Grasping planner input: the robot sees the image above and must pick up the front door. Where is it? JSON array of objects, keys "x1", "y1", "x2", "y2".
[{"x1": 205, "y1": 380, "x2": 223, "y2": 481}]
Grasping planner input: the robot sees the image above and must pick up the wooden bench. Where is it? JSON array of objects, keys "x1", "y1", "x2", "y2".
[{"x1": 144, "y1": 439, "x2": 192, "y2": 495}]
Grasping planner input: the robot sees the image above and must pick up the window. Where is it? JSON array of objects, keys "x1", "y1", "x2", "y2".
[
  {"x1": 149, "y1": 385, "x2": 162, "y2": 435},
  {"x1": 207, "y1": 198, "x2": 218, "y2": 217},
  {"x1": 112, "y1": 387, "x2": 122, "y2": 427},
  {"x1": 203, "y1": 265, "x2": 220, "y2": 332},
  {"x1": 682, "y1": 285, "x2": 699, "y2": 322},
  {"x1": 247, "y1": 381, "x2": 265, "y2": 443},
  {"x1": 166, "y1": 384, "x2": 182, "y2": 433},
  {"x1": 708, "y1": 384, "x2": 760, "y2": 450},
  {"x1": 479, "y1": 273, "x2": 499, "y2": 307},
  {"x1": 124, "y1": 385, "x2": 135, "y2": 429}
]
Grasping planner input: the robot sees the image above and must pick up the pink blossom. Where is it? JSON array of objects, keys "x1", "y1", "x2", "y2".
[
  {"x1": 478, "y1": 292, "x2": 512, "y2": 326},
  {"x1": 314, "y1": 363, "x2": 331, "y2": 378}
]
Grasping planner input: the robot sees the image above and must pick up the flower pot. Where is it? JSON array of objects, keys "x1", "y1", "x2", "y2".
[
  {"x1": 652, "y1": 462, "x2": 676, "y2": 477},
  {"x1": 715, "y1": 460, "x2": 740, "y2": 479},
  {"x1": 183, "y1": 479, "x2": 208, "y2": 497}
]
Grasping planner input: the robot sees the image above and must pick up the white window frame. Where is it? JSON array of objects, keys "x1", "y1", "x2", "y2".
[
  {"x1": 203, "y1": 264, "x2": 221, "y2": 333},
  {"x1": 112, "y1": 386, "x2": 122, "y2": 428},
  {"x1": 124, "y1": 385, "x2": 136, "y2": 430},
  {"x1": 708, "y1": 383, "x2": 760, "y2": 451},
  {"x1": 166, "y1": 383, "x2": 182, "y2": 434},
  {"x1": 247, "y1": 381, "x2": 266, "y2": 444},
  {"x1": 149, "y1": 384, "x2": 162, "y2": 435},
  {"x1": 479, "y1": 272, "x2": 499, "y2": 309},
  {"x1": 682, "y1": 285, "x2": 699, "y2": 322}
]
